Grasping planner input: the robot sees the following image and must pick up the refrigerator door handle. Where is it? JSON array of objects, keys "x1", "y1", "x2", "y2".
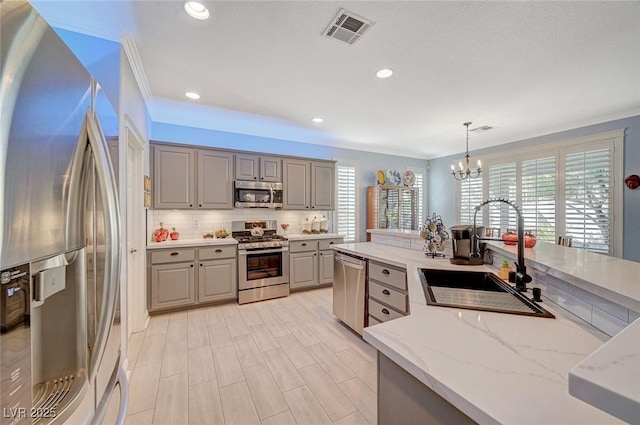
[
  {"x1": 85, "y1": 110, "x2": 121, "y2": 382},
  {"x1": 115, "y1": 367, "x2": 129, "y2": 425}
]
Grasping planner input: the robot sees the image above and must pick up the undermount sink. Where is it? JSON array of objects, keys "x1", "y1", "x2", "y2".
[{"x1": 419, "y1": 269, "x2": 555, "y2": 319}]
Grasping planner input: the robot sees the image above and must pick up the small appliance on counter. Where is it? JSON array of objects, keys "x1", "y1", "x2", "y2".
[{"x1": 449, "y1": 225, "x2": 485, "y2": 265}]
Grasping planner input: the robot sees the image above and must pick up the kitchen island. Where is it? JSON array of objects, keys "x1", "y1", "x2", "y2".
[{"x1": 332, "y1": 242, "x2": 634, "y2": 424}]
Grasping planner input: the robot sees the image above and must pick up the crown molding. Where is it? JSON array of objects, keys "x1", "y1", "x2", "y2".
[
  {"x1": 121, "y1": 33, "x2": 155, "y2": 116},
  {"x1": 44, "y1": 15, "x2": 121, "y2": 42}
]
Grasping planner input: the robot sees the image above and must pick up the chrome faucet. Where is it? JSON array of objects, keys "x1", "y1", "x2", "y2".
[{"x1": 471, "y1": 198, "x2": 532, "y2": 292}]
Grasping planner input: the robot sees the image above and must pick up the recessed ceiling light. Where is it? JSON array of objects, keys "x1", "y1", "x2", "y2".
[
  {"x1": 376, "y1": 68, "x2": 393, "y2": 79},
  {"x1": 311, "y1": 117, "x2": 324, "y2": 123},
  {"x1": 184, "y1": 2, "x2": 210, "y2": 20},
  {"x1": 185, "y1": 91, "x2": 200, "y2": 100}
]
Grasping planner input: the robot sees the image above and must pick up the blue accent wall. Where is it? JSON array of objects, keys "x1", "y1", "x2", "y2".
[
  {"x1": 152, "y1": 122, "x2": 428, "y2": 241},
  {"x1": 428, "y1": 115, "x2": 640, "y2": 262}
]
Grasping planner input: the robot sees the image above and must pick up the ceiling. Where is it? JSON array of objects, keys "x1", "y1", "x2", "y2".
[{"x1": 30, "y1": 1, "x2": 640, "y2": 159}]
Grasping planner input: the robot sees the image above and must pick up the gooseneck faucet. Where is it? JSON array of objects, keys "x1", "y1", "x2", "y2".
[{"x1": 471, "y1": 198, "x2": 533, "y2": 292}]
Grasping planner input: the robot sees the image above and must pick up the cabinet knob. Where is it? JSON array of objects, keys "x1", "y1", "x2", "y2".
[
  {"x1": 189, "y1": 204, "x2": 193, "y2": 207},
  {"x1": 306, "y1": 206, "x2": 309, "y2": 209},
  {"x1": 170, "y1": 252, "x2": 179, "y2": 256},
  {"x1": 200, "y1": 263, "x2": 203, "y2": 267},
  {"x1": 382, "y1": 289, "x2": 390, "y2": 295},
  {"x1": 382, "y1": 269, "x2": 390, "y2": 275},
  {"x1": 312, "y1": 206, "x2": 315, "y2": 209},
  {"x1": 199, "y1": 204, "x2": 202, "y2": 207},
  {"x1": 215, "y1": 249, "x2": 222, "y2": 253},
  {"x1": 381, "y1": 308, "x2": 390, "y2": 315},
  {"x1": 190, "y1": 264, "x2": 194, "y2": 268},
  {"x1": 260, "y1": 177, "x2": 264, "y2": 180},
  {"x1": 254, "y1": 176, "x2": 257, "y2": 180}
]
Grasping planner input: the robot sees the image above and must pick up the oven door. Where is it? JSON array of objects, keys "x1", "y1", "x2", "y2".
[{"x1": 238, "y1": 248, "x2": 289, "y2": 290}]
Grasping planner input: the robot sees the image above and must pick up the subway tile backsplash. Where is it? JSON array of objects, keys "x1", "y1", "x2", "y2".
[{"x1": 147, "y1": 209, "x2": 331, "y2": 241}]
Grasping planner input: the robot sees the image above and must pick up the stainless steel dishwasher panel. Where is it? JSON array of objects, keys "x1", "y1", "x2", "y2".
[{"x1": 332, "y1": 252, "x2": 367, "y2": 335}]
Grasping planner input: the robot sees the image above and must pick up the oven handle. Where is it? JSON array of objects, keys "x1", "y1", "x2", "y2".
[{"x1": 239, "y1": 247, "x2": 289, "y2": 255}]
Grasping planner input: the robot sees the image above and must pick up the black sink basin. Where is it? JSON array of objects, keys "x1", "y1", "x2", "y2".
[{"x1": 419, "y1": 269, "x2": 554, "y2": 318}]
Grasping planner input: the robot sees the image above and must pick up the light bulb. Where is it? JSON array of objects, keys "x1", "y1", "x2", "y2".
[
  {"x1": 451, "y1": 164, "x2": 455, "y2": 172},
  {"x1": 458, "y1": 162, "x2": 463, "y2": 171},
  {"x1": 477, "y1": 160, "x2": 481, "y2": 168}
]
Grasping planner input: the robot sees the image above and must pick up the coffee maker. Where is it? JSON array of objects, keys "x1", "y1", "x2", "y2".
[{"x1": 449, "y1": 225, "x2": 485, "y2": 265}]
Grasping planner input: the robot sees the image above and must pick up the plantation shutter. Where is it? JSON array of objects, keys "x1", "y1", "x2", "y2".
[
  {"x1": 564, "y1": 148, "x2": 612, "y2": 253},
  {"x1": 488, "y1": 163, "x2": 517, "y2": 232},
  {"x1": 458, "y1": 177, "x2": 483, "y2": 225},
  {"x1": 336, "y1": 163, "x2": 357, "y2": 242},
  {"x1": 521, "y1": 157, "x2": 556, "y2": 242},
  {"x1": 414, "y1": 171, "x2": 424, "y2": 225}
]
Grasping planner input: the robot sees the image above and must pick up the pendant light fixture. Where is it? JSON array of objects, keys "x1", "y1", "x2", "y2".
[{"x1": 451, "y1": 122, "x2": 482, "y2": 181}]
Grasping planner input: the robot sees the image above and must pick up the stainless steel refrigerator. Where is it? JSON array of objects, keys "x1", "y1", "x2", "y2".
[{"x1": 1, "y1": 1, "x2": 128, "y2": 424}]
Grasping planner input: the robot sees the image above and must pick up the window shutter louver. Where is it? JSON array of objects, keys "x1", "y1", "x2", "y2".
[
  {"x1": 458, "y1": 177, "x2": 483, "y2": 225},
  {"x1": 564, "y1": 148, "x2": 612, "y2": 254},
  {"x1": 488, "y1": 163, "x2": 517, "y2": 232},
  {"x1": 336, "y1": 164, "x2": 357, "y2": 242},
  {"x1": 521, "y1": 157, "x2": 556, "y2": 242}
]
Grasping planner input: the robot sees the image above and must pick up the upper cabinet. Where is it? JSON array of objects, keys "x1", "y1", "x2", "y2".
[
  {"x1": 152, "y1": 144, "x2": 233, "y2": 209},
  {"x1": 197, "y1": 150, "x2": 234, "y2": 209},
  {"x1": 283, "y1": 159, "x2": 335, "y2": 210},
  {"x1": 152, "y1": 144, "x2": 196, "y2": 209},
  {"x1": 235, "y1": 154, "x2": 282, "y2": 182}
]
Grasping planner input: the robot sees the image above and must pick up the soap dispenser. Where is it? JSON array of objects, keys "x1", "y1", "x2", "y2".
[{"x1": 498, "y1": 260, "x2": 512, "y2": 281}]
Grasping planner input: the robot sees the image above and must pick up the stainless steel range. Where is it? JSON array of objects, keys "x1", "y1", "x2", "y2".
[{"x1": 233, "y1": 220, "x2": 289, "y2": 304}]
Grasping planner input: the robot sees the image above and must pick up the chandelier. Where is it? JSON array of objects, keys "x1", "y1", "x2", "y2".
[{"x1": 451, "y1": 122, "x2": 482, "y2": 181}]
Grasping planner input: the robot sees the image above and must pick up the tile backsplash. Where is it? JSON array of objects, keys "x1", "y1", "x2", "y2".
[{"x1": 147, "y1": 209, "x2": 331, "y2": 241}]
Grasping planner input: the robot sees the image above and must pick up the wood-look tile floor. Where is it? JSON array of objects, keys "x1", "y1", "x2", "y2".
[{"x1": 125, "y1": 287, "x2": 378, "y2": 425}]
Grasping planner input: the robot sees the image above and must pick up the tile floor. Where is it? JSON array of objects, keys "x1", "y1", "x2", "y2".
[{"x1": 124, "y1": 287, "x2": 378, "y2": 425}]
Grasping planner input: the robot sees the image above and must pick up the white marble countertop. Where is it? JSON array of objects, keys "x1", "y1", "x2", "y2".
[
  {"x1": 147, "y1": 237, "x2": 237, "y2": 249},
  {"x1": 569, "y1": 317, "x2": 640, "y2": 424},
  {"x1": 332, "y1": 242, "x2": 626, "y2": 424},
  {"x1": 286, "y1": 233, "x2": 342, "y2": 241},
  {"x1": 486, "y1": 241, "x2": 640, "y2": 313},
  {"x1": 366, "y1": 228, "x2": 423, "y2": 239}
]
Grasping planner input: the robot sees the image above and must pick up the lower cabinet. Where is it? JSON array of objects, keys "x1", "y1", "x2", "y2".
[
  {"x1": 148, "y1": 245, "x2": 237, "y2": 312},
  {"x1": 199, "y1": 258, "x2": 237, "y2": 303},
  {"x1": 150, "y1": 262, "x2": 196, "y2": 311},
  {"x1": 289, "y1": 237, "x2": 343, "y2": 290},
  {"x1": 367, "y1": 260, "x2": 409, "y2": 325}
]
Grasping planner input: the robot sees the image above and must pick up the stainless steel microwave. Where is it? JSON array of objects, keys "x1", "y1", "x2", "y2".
[{"x1": 234, "y1": 181, "x2": 283, "y2": 208}]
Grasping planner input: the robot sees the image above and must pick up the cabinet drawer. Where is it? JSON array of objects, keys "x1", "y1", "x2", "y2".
[
  {"x1": 199, "y1": 245, "x2": 236, "y2": 260},
  {"x1": 150, "y1": 248, "x2": 195, "y2": 264},
  {"x1": 289, "y1": 240, "x2": 318, "y2": 253},
  {"x1": 368, "y1": 315, "x2": 383, "y2": 326},
  {"x1": 318, "y1": 238, "x2": 342, "y2": 250},
  {"x1": 369, "y1": 262, "x2": 406, "y2": 291},
  {"x1": 368, "y1": 299, "x2": 405, "y2": 323},
  {"x1": 369, "y1": 280, "x2": 408, "y2": 313}
]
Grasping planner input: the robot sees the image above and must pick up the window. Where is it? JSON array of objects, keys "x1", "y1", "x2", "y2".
[
  {"x1": 455, "y1": 129, "x2": 623, "y2": 256},
  {"x1": 564, "y1": 148, "x2": 611, "y2": 253},
  {"x1": 335, "y1": 161, "x2": 358, "y2": 242},
  {"x1": 407, "y1": 167, "x2": 425, "y2": 225},
  {"x1": 457, "y1": 177, "x2": 483, "y2": 225}
]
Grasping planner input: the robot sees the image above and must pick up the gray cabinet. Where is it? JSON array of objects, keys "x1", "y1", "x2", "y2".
[
  {"x1": 283, "y1": 159, "x2": 335, "y2": 210},
  {"x1": 198, "y1": 149, "x2": 233, "y2": 209},
  {"x1": 152, "y1": 144, "x2": 233, "y2": 209},
  {"x1": 150, "y1": 262, "x2": 196, "y2": 311},
  {"x1": 367, "y1": 260, "x2": 409, "y2": 325},
  {"x1": 152, "y1": 144, "x2": 196, "y2": 209},
  {"x1": 148, "y1": 245, "x2": 237, "y2": 312},
  {"x1": 289, "y1": 237, "x2": 342, "y2": 290},
  {"x1": 235, "y1": 154, "x2": 281, "y2": 182},
  {"x1": 199, "y1": 258, "x2": 237, "y2": 303},
  {"x1": 290, "y1": 251, "x2": 318, "y2": 289},
  {"x1": 311, "y1": 161, "x2": 335, "y2": 210}
]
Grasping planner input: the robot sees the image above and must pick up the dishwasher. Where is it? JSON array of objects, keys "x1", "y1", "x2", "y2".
[{"x1": 333, "y1": 251, "x2": 368, "y2": 335}]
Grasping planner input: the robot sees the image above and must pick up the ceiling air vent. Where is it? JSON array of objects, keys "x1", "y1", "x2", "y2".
[
  {"x1": 323, "y1": 9, "x2": 375, "y2": 46},
  {"x1": 470, "y1": 125, "x2": 494, "y2": 133}
]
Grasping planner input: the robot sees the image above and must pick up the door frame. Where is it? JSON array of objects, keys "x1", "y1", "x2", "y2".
[{"x1": 123, "y1": 115, "x2": 147, "y2": 337}]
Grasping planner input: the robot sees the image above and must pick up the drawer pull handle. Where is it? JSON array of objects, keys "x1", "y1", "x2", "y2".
[
  {"x1": 382, "y1": 289, "x2": 390, "y2": 295},
  {"x1": 170, "y1": 252, "x2": 179, "y2": 256},
  {"x1": 381, "y1": 308, "x2": 390, "y2": 315},
  {"x1": 329, "y1": 241, "x2": 334, "y2": 244},
  {"x1": 215, "y1": 249, "x2": 222, "y2": 253},
  {"x1": 302, "y1": 243, "x2": 307, "y2": 246},
  {"x1": 382, "y1": 269, "x2": 390, "y2": 275}
]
